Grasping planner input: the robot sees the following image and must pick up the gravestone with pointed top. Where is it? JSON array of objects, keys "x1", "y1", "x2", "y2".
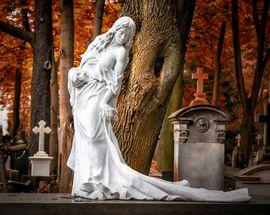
[{"x1": 29, "y1": 120, "x2": 53, "y2": 176}]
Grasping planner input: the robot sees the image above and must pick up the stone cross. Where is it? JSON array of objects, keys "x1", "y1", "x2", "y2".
[
  {"x1": 192, "y1": 67, "x2": 208, "y2": 96},
  {"x1": 32, "y1": 120, "x2": 51, "y2": 152},
  {"x1": 256, "y1": 134, "x2": 262, "y2": 146},
  {"x1": 236, "y1": 133, "x2": 241, "y2": 147},
  {"x1": 231, "y1": 146, "x2": 238, "y2": 168},
  {"x1": 190, "y1": 68, "x2": 209, "y2": 106}
]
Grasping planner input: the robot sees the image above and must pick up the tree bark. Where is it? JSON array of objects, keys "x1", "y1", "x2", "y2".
[
  {"x1": 115, "y1": 0, "x2": 196, "y2": 174},
  {"x1": 212, "y1": 22, "x2": 226, "y2": 107},
  {"x1": 29, "y1": 0, "x2": 53, "y2": 155},
  {"x1": 49, "y1": 49, "x2": 59, "y2": 172},
  {"x1": 231, "y1": 0, "x2": 269, "y2": 164},
  {"x1": 155, "y1": 74, "x2": 184, "y2": 173},
  {"x1": 59, "y1": 0, "x2": 74, "y2": 193},
  {"x1": 93, "y1": 0, "x2": 105, "y2": 39},
  {"x1": 9, "y1": 69, "x2": 22, "y2": 137}
]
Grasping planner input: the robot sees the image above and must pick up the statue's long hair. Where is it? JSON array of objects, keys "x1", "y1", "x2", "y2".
[{"x1": 80, "y1": 16, "x2": 136, "y2": 67}]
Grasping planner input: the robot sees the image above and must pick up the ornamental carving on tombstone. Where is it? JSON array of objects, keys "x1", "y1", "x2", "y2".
[
  {"x1": 179, "y1": 130, "x2": 189, "y2": 143},
  {"x1": 217, "y1": 130, "x2": 226, "y2": 143},
  {"x1": 195, "y1": 118, "x2": 210, "y2": 133}
]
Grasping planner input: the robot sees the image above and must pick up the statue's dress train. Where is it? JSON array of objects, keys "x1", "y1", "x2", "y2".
[{"x1": 67, "y1": 57, "x2": 250, "y2": 202}]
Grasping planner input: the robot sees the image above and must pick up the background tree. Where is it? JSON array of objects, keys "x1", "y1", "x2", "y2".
[
  {"x1": 29, "y1": 0, "x2": 53, "y2": 155},
  {"x1": 59, "y1": 0, "x2": 74, "y2": 193},
  {"x1": 93, "y1": 0, "x2": 105, "y2": 39},
  {"x1": 231, "y1": 0, "x2": 269, "y2": 164},
  {"x1": 0, "y1": 1, "x2": 33, "y2": 137},
  {"x1": 8, "y1": 0, "x2": 31, "y2": 138},
  {"x1": 0, "y1": 0, "x2": 53, "y2": 156},
  {"x1": 212, "y1": 21, "x2": 226, "y2": 106}
]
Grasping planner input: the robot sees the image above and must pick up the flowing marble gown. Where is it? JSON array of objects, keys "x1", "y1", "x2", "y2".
[{"x1": 67, "y1": 52, "x2": 250, "y2": 202}]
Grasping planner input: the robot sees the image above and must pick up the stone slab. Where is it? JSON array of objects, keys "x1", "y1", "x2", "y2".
[{"x1": 0, "y1": 193, "x2": 270, "y2": 215}]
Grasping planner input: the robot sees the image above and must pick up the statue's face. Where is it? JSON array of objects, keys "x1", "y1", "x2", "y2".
[{"x1": 114, "y1": 26, "x2": 130, "y2": 45}]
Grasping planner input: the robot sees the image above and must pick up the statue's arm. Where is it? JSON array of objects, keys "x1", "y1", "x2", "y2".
[
  {"x1": 100, "y1": 48, "x2": 128, "y2": 120},
  {"x1": 102, "y1": 48, "x2": 127, "y2": 104}
]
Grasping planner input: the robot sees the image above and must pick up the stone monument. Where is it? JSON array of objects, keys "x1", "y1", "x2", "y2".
[
  {"x1": 169, "y1": 68, "x2": 228, "y2": 190},
  {"x1": 29, "y1": 120, "x2": 53, "y2": 176}
]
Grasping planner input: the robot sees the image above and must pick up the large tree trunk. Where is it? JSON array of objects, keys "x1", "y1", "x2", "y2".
[
  {"x1": 59, "y1": 0, "x2": 74, "y2": 193},
  {"x1": 241, "y1": 102, "x2": 255, "y2": 165},
  {"x1": 49, "y1": 49, "x2": 59, "y2": 172},
  {"x1": 115, "y1": 0, "x2": 196, "y2": 174},
  {"x1": 29, "y1": 0, "x2": 53, "y2": 155}
]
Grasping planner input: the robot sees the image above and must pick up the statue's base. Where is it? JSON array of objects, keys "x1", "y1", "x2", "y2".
[{"x1": 0, "y1": 193, "x2": 269, "y2": 215}]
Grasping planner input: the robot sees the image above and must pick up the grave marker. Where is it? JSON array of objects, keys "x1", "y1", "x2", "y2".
[
  {"x1": 29, "y1": 120, "x2": 53, "y2": 176},
  {"x1": 190, "y1": 68, "x2": 209, "y2": 106}
]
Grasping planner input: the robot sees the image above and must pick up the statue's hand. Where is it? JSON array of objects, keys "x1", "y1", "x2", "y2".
[
  {"x1": 100, "y1": 102, "x2": 117, "y2": 122},
  {"x1": 71, "y1": 72, "x2": 88, "y2": 88}
]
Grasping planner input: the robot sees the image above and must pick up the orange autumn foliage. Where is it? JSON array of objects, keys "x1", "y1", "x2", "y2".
[{"x1": 0, "y1": 0, "x2": 122, "y2": 136}]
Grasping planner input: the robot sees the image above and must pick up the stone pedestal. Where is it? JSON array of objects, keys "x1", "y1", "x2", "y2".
[
  {"x1": 169, "y1": 104, "x2": 228, "y2": 190},
  {"x1": 234, "y1": 164, "x2": 270, "y2": 197},
  {"x1": 29, "y1": 151, "x2": 53, "y2": 177}
]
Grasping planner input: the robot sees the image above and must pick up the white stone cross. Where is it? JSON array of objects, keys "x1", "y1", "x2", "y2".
[
  {"x1": 32, "y1": 120, "x2": 51, "y2": 152},
  {"x1": 256, "y1": 134, "x2": 262, "y2": 146},
  {"x1": 236, "y1": 134, "x2": 241, "y2": 147},
  {"x1": 192, "y1": 67, "x2": 208, "y2": 95}
]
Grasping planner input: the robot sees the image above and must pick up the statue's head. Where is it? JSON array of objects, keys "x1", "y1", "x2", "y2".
[
  {"x1": 81, "y1": 16, "x2": 135, "y2": 64},
  {"x1": 109, "y1": 16, "x2": 136, "y2": 49},
  {"x1": 87, "y1": 17, "x2": 135, "y2": 52}
]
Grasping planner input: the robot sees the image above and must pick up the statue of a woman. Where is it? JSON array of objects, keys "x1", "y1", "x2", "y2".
[{"x1": 67, "y1": 16, "x2": 250, "y2": 202}]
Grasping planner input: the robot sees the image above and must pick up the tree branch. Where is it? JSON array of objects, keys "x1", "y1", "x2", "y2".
[
  {"x1": 251, "y1": 1, "x2": 269, "y2": 109},
  {"x1": 212, "y1": 22, "x2": 226, "y2": 106},
  {"x1": 0, "y1": 21, "x2": 33, "y2": 45},
  {"x1": 252, "y1": 0, "x2": 261, "y2": 43},
  {"x1": 261, "y1": 0, "x2": 269, "y2": 40},
  {"x1": 231, "y1": 0, "x2": 248, "y2": 107}
]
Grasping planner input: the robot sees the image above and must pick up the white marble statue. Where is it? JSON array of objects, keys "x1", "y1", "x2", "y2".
[{"x1": 67, "y1": 16, "x2": 250, "y2": 202}]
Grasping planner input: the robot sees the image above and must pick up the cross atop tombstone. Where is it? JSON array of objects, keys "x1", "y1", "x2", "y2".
[
  {"x1": 32, "y1": 120, "x2": 51, "y2": 156},
  {"x1": 236, "y1": 133, "x2": 241, "y2": 147},
  {"x1": 190, "y1": 67, "x2": 209, "y2": 106},
  {"x1": 256, "y1": 134, "x2": 262, "y2": 146}
]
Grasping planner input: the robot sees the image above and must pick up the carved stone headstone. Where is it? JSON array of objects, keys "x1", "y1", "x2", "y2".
[
  {"x1": 29, "y1": 120, "x2": 53, "y2": 176},
  {"x1": 169, "y1": 67, "x2": 228, "y2": 189},
  {"x1": 169, "y1": 104, "x2": 228, "y2": 190}
]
